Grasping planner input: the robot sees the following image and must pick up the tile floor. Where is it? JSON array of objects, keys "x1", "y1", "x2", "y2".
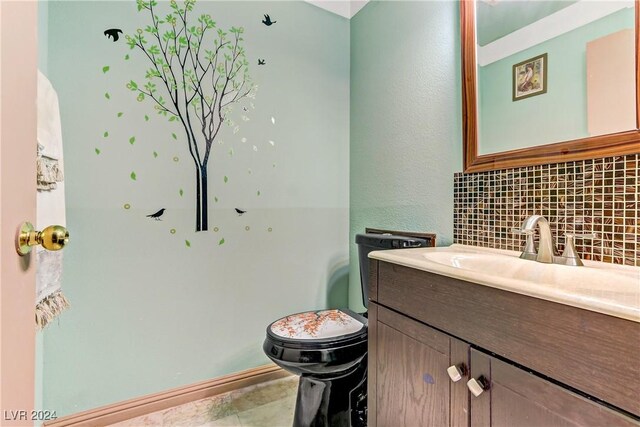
[{"x1": 110, "y1": 376, "x2": 298, "y2": 427}]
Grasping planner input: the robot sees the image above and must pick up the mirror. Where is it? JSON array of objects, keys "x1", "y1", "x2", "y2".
[{"x1": 462, "y1": 0, "x2": 640, "y2": 173}]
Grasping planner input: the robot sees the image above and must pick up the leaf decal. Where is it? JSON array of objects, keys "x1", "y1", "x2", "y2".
[
  {"x1": 117, "y1": 112, "x2": 124, "y2": 118},
  {"x1": 185, "y1": 240, "x2": 191, "y2": 247},
  {"x1": 179, "y1": 189, "x2": 184, "y2": 196},
  {"x1": 125, "y1": 54, "x2": 130, "y2": 60},
  {"x1": 130, "y1": 171, "x2": 137, "y2": 180},
  {"x1": 129, "y1": 136, "x2": 136, "y2": 145},
  {"x1": 214, "y1": 196, "x2": 218, "y2": 203},
  {"x1": 103, "y1": 131, "x2": 109, "y2": 138},
  {"x1": 153, "y1": 151, "x2": 158, "y2": 158},
  {"x1": 218, "y1": 238, "x2": 225, "y2": 246},
  {"x1": 145, "y1": 115, "x2": 150, "y2": 121},
  {"x1": 102, "y1": 65, "x2": 110, "y2": 74},
  {"x1": 171, "y1": 133, "x2": 177, "y2": 140},
  {"x1": 223, "y1": 176, "x2": 228, "y2": 183},
  {"x1": 105, "y1": 92, "x2": 111, "y2": 100},
  {"x1": 257, "y1": 190, "x2": 261, "y2": 196},
  {"x1": 95, "y1": 148, "x2": 101, "y2": 155}
]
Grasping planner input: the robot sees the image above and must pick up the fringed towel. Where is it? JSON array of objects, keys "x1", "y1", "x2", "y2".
[{"x1": 36, "y1": 70, "x2": 69, "y2": 329}]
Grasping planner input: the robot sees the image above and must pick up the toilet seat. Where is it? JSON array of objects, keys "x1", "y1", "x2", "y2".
[{"x1": 266, "y1": 309, "x2": 367, "y2": 350}]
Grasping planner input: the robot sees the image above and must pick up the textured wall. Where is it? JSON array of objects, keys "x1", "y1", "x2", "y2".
[
  {"x1": 349, "y1": 0, "x2": 462, "y2": 311},
  {"x1": 454, "y1": 154, "x2": 640, "y2": 267},
  {"x1": 43, "y1": 1, "x2": 349, "y2": 416}
]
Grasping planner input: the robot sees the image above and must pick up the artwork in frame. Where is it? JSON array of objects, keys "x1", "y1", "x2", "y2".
[{"x1": 513, "y1": 53, "x2": 548, "y2": 101}]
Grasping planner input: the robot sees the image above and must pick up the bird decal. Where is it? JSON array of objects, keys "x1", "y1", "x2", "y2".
[
  {"x1": 146, "y1": 208, "x2": 166, "y2": 220},
  {"x1": 235, "y1": 208, "x2": 247, "y2": 216},
  {"x1": 258, "y1": 59, "x2": 266, "y2": 65},
  {"x1": 262, "y1": 14, "x2": 276, "y2": 26},
  {"x1": 104, "y1": 28, "x2": 123, "y2": 42}
]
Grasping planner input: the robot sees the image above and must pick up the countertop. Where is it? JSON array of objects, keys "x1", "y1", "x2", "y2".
[{"x1": 369, "y1": 244, "x2": 640, "y2": 323}]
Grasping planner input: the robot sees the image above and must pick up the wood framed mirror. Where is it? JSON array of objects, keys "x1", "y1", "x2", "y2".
[{"x1": 461, "y1": 0, "x2": 640, "y2": 173}]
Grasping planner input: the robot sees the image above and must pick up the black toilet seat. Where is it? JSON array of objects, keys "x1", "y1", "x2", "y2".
[{"x1": 266, "y1": 308, "x2": 367, "y2": 350}]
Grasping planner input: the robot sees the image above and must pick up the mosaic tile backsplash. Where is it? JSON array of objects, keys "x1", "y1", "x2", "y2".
[{"x1": 453, "y1": 154, "x2": 639, "y2": 266}]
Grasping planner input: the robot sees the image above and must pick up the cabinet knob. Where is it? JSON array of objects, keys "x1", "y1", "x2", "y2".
[
  {"x1": 467, "y1": 376, "x2": 489, "y2": 397},
  {"x1": 447, "y1": 364, "x2": 466, "y2": 382}
]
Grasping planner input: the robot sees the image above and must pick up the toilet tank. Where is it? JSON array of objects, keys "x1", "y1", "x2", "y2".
[{"x1": 355, "y1": 233, "x2": 429, "y2": 308}]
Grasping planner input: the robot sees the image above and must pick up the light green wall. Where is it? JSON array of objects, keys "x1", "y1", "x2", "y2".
[
  {"x1": 349, "y1": 0, "x2": 462, "y2": 311},
  {"x1": 478, "y1": 7, "x2": 634, "y2": 154},
  {"x1": 44, "y1": 0, "x2": 349, "y2": 416}
]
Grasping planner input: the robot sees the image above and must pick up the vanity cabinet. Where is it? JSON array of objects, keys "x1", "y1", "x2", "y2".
[
  {"x1": 367, "y1": 260, "x2": 640, "y2": 427},
  {"x1": 369, "y1": 302, "x2": 469, "y2": 427},
  {"x1": 469, "y1": 349, "x2": 638, "y2": 427}
]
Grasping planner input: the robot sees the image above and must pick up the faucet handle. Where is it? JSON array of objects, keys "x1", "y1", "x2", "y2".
[
  {"x1": 564, "y1": 232, "x2": 597, "y2": 240},
  {"x1": 559, "y1": 233, "x2": 596, "y2": 267},
  {"x1": 510, "y1": 228, "x2": 535, "y2": 235},
  {"x1": 511, "y1": 228, "x2": 537, "y2": 260}
]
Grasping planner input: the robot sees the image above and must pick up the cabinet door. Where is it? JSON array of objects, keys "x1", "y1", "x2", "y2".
[
  {"x1": 371, "y1": 304, "x2": 469, "y2": 427},
  {"x1": 469, "y1": 349, "x2": 638, "y2": 427}
]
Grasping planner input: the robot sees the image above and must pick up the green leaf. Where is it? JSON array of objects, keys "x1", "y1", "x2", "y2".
[
  {"x1": 214, "y1": 196, "x2": 218, "y2": 203},
  {"x1": 257, "y1": 190, "x2": 261, "y2": 196},
  {"x1": 153, "y1": 151, "x2": 158, "y2": 158},
  {"x1": 95, "y1": 148, "x2": 101, "y2": 155},
  {"x1": 185, "y1": 240, "x2": 191, "y2": 247},
  {"x1": 145, "y1": 115, "x2": 150, "y2": 121},
  {"x1": 102, "y1": 65, "x2": 110, "y2": 73},
  {"x1": 127, "y1": 80, "x2": 138, "y2": 91},
  {"x1": 117, "y1": 112, "x2": 123, "y2": 118},
  {"x1": 130, "y1": 171, "x2": 137, "y2": 180},
  {"x1": 129, "y1": 136, "x2": 136, "y2": 145},
  {"x1": 171, "y1": 133, "x2": 177, "y2": 140},
  {"x1": 104, "y1": 92, "x2": 110, "y2": 100},
  {"x1": 103, "y1": 131, "x2": 109, "y2": 138},
  {"x1": 218, "y1": 238, "x2": 225, "y2": 246},
  {"x1": 168, "y1": 116, "x2": 177, "y2": 122},
  {"x1": 125, "y1": 54, "x2": 130, "y2": 60},
  {"x1": 179, "y1": 189, "x2": 184, "y2": 196},
  {"x1": 223, "y1": 176, "x2": 228, "y2": 183}
]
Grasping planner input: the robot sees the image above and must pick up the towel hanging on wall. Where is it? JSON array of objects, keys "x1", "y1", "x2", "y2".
[{"x1": 36, "y1": 70, "x2": 69, "y2": 329}]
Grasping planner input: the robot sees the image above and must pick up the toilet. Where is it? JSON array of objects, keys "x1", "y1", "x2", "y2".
[{"x1": 263, "y1": 233, "x2": 429, "y2": 427}]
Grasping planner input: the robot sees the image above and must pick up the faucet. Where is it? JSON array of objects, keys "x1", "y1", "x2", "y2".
[
  {"x1": 518, "y1": 215, "x2": 556, "y2": 263},
  {"x1": 513, "y1": 215, "x2": 595, "y2": 266}
]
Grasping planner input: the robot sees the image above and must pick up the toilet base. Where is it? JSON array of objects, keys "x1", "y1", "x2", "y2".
[{"x1": 292, "y1": 357, "x2": 367, "y2": 427}]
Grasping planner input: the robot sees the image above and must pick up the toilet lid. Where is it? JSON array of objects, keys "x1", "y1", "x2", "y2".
[{"x1": 270, "y1": 309, "x2": 365, "y2": 340}]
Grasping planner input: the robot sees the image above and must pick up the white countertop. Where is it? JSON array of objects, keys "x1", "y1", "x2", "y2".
[{"x1": 369, "y1": 244, "x2": 640, "y2": 323}]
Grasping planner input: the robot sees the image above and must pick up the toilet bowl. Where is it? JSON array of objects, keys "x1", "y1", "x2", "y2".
[{"x1": 263, "y1": 233, "x2": 429, "y2": 427}]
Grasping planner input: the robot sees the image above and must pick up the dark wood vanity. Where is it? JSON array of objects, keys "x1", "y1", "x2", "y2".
[{"x1": 367, "y1": 260, "x2": 640, "y2": 426}]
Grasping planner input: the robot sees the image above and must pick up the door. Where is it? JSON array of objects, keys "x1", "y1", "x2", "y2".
[
  {"x1": 373, "y1": 304, "x2": 469, "y2": 427},
  {"x1": 0, "y1": 1, "x2": 38, "y2": 425},
  {"x1": 469, "y1": 349, "x2": 638, "y2": 427}
]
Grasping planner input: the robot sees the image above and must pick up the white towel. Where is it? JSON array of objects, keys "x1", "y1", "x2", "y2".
[{"x1": 36, "y1": 70, "x2": 69, "y2": 329}]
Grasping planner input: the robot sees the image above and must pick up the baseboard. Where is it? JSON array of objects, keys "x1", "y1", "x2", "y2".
[{"x1": 44, "y1": 364, "x2": 290, "y2": 427}]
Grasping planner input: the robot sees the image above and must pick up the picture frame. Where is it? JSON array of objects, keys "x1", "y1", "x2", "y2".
[{"x1": 513, "y1": 53, "x2": 548, "y2": 101}]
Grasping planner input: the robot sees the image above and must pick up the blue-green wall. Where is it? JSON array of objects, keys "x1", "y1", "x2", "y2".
[
  {"x1": 478, "y1": 7, "x2": 634, "y2": 154},
  {"x1": 349, "y1": 0, "x2": 462, "y2": 311},
  {"x1": 43, "y1": 0, "x2": 349, "y2": 416}
]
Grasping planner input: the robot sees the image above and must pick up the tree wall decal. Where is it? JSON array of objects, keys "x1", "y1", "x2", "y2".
[{"x1": 127, "y1": 0, "x2": 256, "y2": 231}]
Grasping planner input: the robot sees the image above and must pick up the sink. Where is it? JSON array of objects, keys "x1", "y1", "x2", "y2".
[{"x1": 368, "y1": 244, "x2": 640, "y2": 322}]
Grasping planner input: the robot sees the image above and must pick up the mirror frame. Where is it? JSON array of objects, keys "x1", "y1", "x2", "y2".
[{"x1": 461, "y1": 0, "x2": 640, "y2": 173}]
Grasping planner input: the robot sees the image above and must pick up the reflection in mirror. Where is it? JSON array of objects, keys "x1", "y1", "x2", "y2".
[{"x1": 476, "y1": 0, "x2": 637, "y2": 155}]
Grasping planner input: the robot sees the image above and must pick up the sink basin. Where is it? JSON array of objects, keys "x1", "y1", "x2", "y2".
[{"x1": 369, "y1": 244, "x2": 640, "y2": 322}]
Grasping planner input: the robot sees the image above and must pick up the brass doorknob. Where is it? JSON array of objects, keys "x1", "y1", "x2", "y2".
[{"x1": 16, "y1": 222, "x2": 69, "y2": 255}]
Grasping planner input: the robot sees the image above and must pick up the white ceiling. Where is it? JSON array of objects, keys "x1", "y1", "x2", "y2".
[{"x1": 304, "y1": 0, "x2": 369, "y2": 19}]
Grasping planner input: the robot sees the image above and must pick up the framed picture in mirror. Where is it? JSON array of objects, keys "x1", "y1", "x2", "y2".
[{"x1": 513, "y1": 53, "x2": 547, "y2": 101}]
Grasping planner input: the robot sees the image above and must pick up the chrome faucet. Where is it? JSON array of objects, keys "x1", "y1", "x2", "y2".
[
  {"x1": 518, "y1": 215, "x2": 556, "y2": 263},
  {"x1": 513, "y1": 215, "x2": 595, "y2": 266}
]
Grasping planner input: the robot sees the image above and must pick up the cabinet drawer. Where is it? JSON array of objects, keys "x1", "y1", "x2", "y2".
[{"x1": 372, "y1": 260, "x2": 640, "y2": 416}]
